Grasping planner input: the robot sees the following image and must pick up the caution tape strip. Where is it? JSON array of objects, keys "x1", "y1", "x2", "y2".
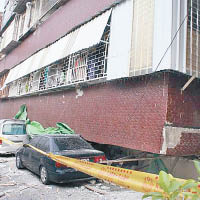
[
  {"x1": 0, "y1": 136, "x2": 185, "y2": 193},
  {"x1": 26, "y1": 143, "x2": 162, "y2": 193},
  {"x1": 0, "y1": 136, "x2": 21, "y2": 146}
]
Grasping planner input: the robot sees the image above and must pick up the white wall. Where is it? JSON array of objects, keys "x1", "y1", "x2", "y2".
[
  {"x1": 171, "y1": 0, "x2": 187, "y2": 73},
  {"x1": 108, "y1": 0, "x2": 188, "y2": 80},
  {"x1": 152, "y1": 0, "x2": 173, "y2": 71},
  {"x1": 152, "y1": 0, "x2": 187, "y2": 73}
]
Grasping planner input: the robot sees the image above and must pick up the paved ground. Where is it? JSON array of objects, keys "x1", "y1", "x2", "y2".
[{"x1": 0, "y1": 156, "x2": 146, "y2": 200}]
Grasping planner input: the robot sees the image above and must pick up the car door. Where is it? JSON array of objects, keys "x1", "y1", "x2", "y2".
[
  {"x1": 21, "y1": 137, "x2": 40, "y2": 170},
  {"x1": 30, "y1": 137, "x2": 50, "y2": 174}
]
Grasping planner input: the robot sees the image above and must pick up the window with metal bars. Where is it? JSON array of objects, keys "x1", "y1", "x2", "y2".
[
  {"x1": 186, "y1": 0, "x2": 200, "y2": 76},
  {"x1": 7, "y1": 22, "x2": 110, "y2": 97},
  {"x1": 188, "y1": 0, "x2": 200, "y2": 31}
]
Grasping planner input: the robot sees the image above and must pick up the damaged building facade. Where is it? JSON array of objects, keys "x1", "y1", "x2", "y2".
[{"x1": 0, "y1": 0, "x2": 200, "y2": 156}]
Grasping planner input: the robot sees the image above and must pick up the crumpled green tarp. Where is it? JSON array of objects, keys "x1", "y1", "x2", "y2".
[
  {"x1": 14, "y1": 104, "x2": 74, "y2": 135},
  {"x1": 147, "y1": 154, "x2": 168, "y2": 174},
  {"x1": 14, "y1": 104, "x2": 27, "y2": 121}
]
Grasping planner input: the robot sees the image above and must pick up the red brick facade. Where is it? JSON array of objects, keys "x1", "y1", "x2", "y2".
[
  {"x1": 1, "y1": 71, "x2": 199, "y2": 155},
  {"x1": 165, "y1": 73, "x2": 200, "y2": 155},
  {"x1": 167, "y1": 73, "x2": 200, "y2": 128},
  {"x1": 166, "y1": 132, "x2": 200, "y2": 155}
]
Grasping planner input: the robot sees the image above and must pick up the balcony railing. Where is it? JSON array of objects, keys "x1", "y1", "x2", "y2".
[{"x1": 8, "y1": 41, "x2": 109, "y2": 97}]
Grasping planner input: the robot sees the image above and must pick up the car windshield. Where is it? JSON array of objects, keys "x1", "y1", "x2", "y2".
[
  {"x1": 53, "y1": 137, "x2": 93, "y2": 151},
  {"x1": 2, "y1": 124, "x2": 26, "y2": 135}
]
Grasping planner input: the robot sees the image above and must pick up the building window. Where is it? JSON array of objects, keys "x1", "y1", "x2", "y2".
[
  {"x1": 6, "y1": 16, "x2": 110, "y2": 97},
  {"x1": 29, "y1": 71, "x2": 40, "y2": 92},
  {"x1": 0, "y1": 73, "x2": 9, "y2": 98},
  {"x1": 186, "y1": 0, "x2": 200, "y2": 76},
  {"x1": 47, "y1": 65, "x2": 59, "y2": 89},
  {"x1": 18, "y1": 77, "x2": 29, "y2": 95}
]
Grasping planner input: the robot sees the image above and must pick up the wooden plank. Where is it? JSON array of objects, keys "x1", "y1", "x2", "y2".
[{"x1": 181, "y1": 75, "x2": 196, "y2": 92}]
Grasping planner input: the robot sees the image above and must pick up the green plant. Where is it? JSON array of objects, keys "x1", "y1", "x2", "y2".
[
  {"x1": 194, "y1": 160, "x2": 200, "y2": 182},
  {"x1": 142, "y1": 171, "x2": 200, "y2": 200}
]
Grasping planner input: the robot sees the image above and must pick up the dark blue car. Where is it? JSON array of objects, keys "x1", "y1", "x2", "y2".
[{"x1": 16, "y1": 134, "x2": 106, "y2": 184}]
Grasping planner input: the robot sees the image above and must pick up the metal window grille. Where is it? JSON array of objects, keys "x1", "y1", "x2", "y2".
[
  {"x1": 8, "y1": 22, "x2": 110, "y2": 97},
  {"x1": 29, "y1": 71, "x2": 40, "y2": 92},
  {"x1": 9, "y1": 81, "x2": 18, "y2": 97},
  {"x1": 186, "y1": 0, "x2": 200, "y2": 77},
  {"x1": 0, "y1": 73, "x2": 9, "y2": 98},
  {"x1": 18, "y1": 77, "x2": 29, "y2": 95}
]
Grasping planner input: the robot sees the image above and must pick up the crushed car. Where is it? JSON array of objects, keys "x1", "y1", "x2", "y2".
[{"x1": 16, "y1": 134, "x2": 106, "y2": 184}]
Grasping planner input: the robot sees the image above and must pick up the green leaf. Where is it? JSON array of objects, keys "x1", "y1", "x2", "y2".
[
  {"x1": 182, "y1": 192, "x2": 199, "y2": 200},
  {"x1": 169, "y1": 190, "x2": 180, "y2": 200},
  {"x1": 194, "y1": 160, "x2": 200, "y2": 176},
  {"x1": 142, "y1": 192, "x2": 163, "y2": 199},
  {"x1": 158, "y1": 171, "x2": 171, "y2": 193},
  {"x1": 168, "y1": 179, "x2": 182, "y2": 193},
  {"x1": 152, "y1": 196, "x2": 164, "y2": 200},
  {"x1": 191, "y1": 195, "x2": 200, "y2": 200},
  {"x1": 182, "y1": 180, "x2": 198, "y2": 190}
]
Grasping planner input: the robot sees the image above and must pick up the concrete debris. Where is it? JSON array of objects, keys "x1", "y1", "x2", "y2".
[
  {"x1": 0, "y1": 160, "x2": 7, "y2": 163},
  {"x1": 84, "y1": 185, "x2": 108, "y2": 195},
  {"x1": 0, "y1": 182, "x2": 16, "y2": 186},
  {"x1": 89, "y1": 180, "x2": 96, "y2": 185},
  {"x1": 100, "y1": 185, "x2": 110, "y2": 190}
]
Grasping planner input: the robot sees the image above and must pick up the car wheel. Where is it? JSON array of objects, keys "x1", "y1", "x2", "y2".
[
  {"x1": 16, "y1": 154, "x2": 24, "y2": 169},
  {"x1": 40, "y1": 166, "x2": 50, "y2": 185}
]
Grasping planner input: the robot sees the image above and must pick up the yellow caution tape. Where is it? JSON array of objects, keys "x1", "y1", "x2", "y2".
[
  {"x1": 0, "y1": 136, "x2": 21, "y2": 146},
  {"x1": 27, "y1": 143, "x2": 164, "y2": 193},
  {"x1": 0, "y1": 136, "x2": 185, "y2": 193},
  {"x1": 49, "y1": 153, "x2": 162, "y2": 193}
]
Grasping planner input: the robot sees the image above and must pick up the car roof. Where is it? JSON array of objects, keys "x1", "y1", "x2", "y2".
[
  {"x1": 0, "y1": 119, "x2": 26, "y2": 124},
  {"x1": 33, "y1": 134, "x2": 80, "y2": 138}
]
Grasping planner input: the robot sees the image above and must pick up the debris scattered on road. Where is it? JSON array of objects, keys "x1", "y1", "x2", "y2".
[
  {"x1": 89, "y1": 180, "x2": 96, "y2": 185},
  {"x1": 84, "y1": 185, "x2": 108, "y2": 195},
  {"x1": 0, "y1": 160, "x2": 7, "y2": 163},
  {"x1": 0, "y1": 183, "x2": 16, "y2": 187},
  {"x1": 19, "y1": 184, "x2": 39, "y2": 194}
]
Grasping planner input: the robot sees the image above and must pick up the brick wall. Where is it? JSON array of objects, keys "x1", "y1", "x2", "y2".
[
  {"x1": 167, "y1": 73, "x2": 200, "y2": 128},
  {"x1": 166, "y1": 132, "x2": 200, "y2": 155},
  {"x1": 1, "y1": 71, "x2": 199, "y2": 155},
  {"x1": 165, "y1": 72, "x2": 200, "y2": 155},
  {"x1": 0, "y1": 72, "x2": 168, "y2": 154}
]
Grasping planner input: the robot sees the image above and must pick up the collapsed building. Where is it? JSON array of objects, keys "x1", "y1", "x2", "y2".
[{"x1": 0, "y1": 0, "x2": 200, "y2": 156}]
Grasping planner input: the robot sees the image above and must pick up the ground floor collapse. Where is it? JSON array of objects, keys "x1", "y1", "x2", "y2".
[{"x1": 0, "y1": 70, "x2": 200, "y2": 156}]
